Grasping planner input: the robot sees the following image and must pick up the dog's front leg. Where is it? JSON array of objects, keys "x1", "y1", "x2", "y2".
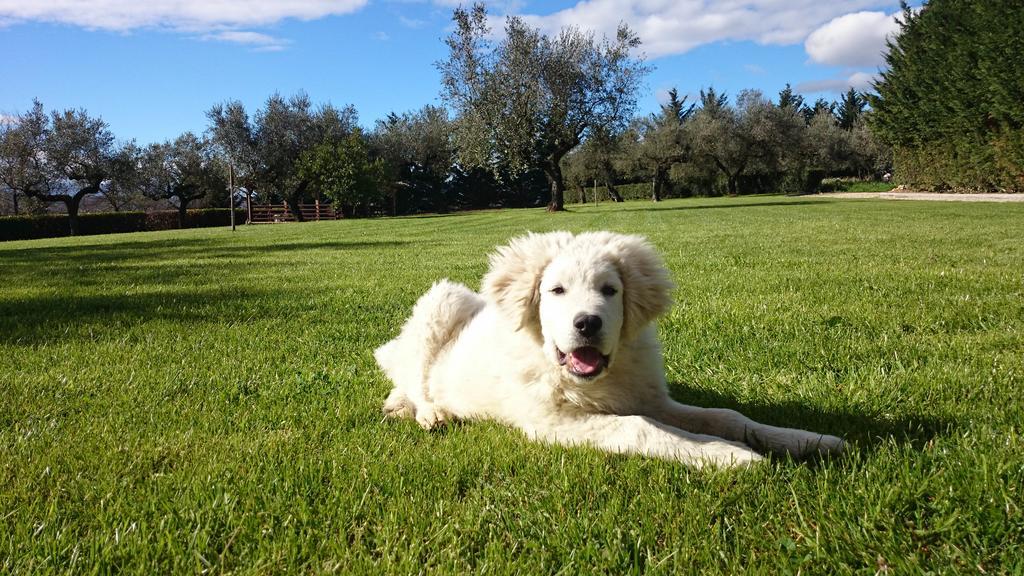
[
  {"x1": 653, "y1": 401, "x2": 845, "y2": 459},
  {"x1": 525, "y1": 414, "x2": 763, "y2": 468}
]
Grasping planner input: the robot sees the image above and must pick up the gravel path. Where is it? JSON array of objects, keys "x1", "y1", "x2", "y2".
[{"x1": 818, "y1": 191, "x2": 1024, "y2": 202}]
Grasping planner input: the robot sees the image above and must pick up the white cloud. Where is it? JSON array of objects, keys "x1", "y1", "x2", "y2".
[
  {"x1": 203, "y1": 30, "x2": 290, "y2": 51},
  {"x1": 797, "y1": 71, "x2": 878, "y2": 94},
  {"x1": 374, "y1": 31, "x2": 391, "y2": 41},
  {"x1": 0, "y1": 113, "x2": 19, "y2": 126},
  {"x1": 510, "y1": 1, "x2": 895, "y2": 59},
  {"x1": 804, "y1": 11, "x2": 900, "y2": 67},
  {"x1": 0, "y1": 0, "x2": 368, "y2": 32}
]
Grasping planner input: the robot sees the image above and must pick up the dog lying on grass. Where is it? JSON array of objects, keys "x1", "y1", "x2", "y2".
[{"x1": 375, "y1": 231, "x2": 844, "y2": 467}]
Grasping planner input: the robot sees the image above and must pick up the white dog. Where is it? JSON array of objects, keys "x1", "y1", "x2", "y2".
[{"x1": 375, "y1": 231, "x2": 844, "y2": 468}]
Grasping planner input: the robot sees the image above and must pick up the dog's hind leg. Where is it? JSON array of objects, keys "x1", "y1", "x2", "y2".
[
  {"x1": 376, "y1": 280, "x2": 484, "y2": 429},
  {"x1": 382, "y1": 387, "x2": 415, "y2": 419}
]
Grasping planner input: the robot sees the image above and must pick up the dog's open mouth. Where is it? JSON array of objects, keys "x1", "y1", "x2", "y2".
[{"x1": 557, "y1": 346, "x2": 609, "y2": 378}]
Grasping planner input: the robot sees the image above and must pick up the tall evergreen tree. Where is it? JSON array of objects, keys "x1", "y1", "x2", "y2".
[
  {"x1": 836, "y1": 88, "x2": 867, "y2": 130},
  {"x1": 778, "y1": 83, "x2": 805, "y2": 113},
  {"x1": 870, "y1": 0, "x2": 1024, "y2": 191}
]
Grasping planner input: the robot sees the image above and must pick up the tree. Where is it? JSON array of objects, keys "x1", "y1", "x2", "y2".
[
  {"x1": 689, "y1": 89, "x2": 802, "y2": 196},
  {"x1": 871, "y1": 0, "x2": 1024, "y2": 191},
  {"x1": 636, "y1": 88, "x2": 694, "y2": 201},
  {"x1": 98, "y1": 142, "x2": 149, "y2": 212},
  {"x1": 299, "y1": 128, "x2": 386, "y2": 217},
  {"x1": 0, "y1": 104, "x2": 47, "y2": 215},
  {"x1": 140, "y1": 133, "x2": 226, "y2": 228},
  {"x1": 802, "y1": 97, "x2": 835, "y2": 124},
  {"x1": 778, "y1": 83, "x2": 806, "y2": 114},
  {"x1": 372, "y1": 105, "x2": 455, "y2": 214},
  {"x1": 207, "y1": 93, "x2": 357, "y2": 220},
  {"x1": 836, "y1": 88, "x2": 867, "y2": 130},
  {"x1": 806, "y1": 109, "x2": 853, "y2": 175},
  {"x1": 689, "y1": 89, "x2": 749, "y2": 195},
  {"x1": 0, "y1": 100, "x2": 135, "y2": 235},
  {"x1": 438, "y1": 3, "x2": 648, "y2": 211}
]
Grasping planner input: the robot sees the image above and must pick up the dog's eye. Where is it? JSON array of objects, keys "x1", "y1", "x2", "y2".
[
  {"x1": 550, "y1": 286, "x2": 565, "y2": 295},
  {"x1": 601, "y1": 285, "x2": 618, "y2": 297}
]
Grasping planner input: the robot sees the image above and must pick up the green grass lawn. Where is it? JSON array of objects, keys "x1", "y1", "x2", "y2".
[{"x1": 2, "y1": 196, "x2": 1022, "y2": 573}]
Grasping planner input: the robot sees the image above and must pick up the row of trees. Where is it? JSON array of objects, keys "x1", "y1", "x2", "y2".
[
  {"x1": 2, "y1": 2, "x2": 895, "y2": 233},
  {"x1": 563, "y1": 85, "x2": 889, "y2": 202},
  {"x1": 0, "y1": 101, "x2": 229, "y2": 233}
]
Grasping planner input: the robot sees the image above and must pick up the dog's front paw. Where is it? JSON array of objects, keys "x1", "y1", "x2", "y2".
[
  {"x1": 789, "y1": 431, "x2": 846, "y2": 459},
  {"x1": 810, "y1": 433, "x2": 846, "y2": 456},
  {"x1": 415, "y1": 404, "x2": 449, "y2": 430}
]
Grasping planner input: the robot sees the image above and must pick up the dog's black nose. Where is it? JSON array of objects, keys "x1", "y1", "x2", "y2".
[{"x1": 574, "y1": 314, "x2": 603, "y2": 338}]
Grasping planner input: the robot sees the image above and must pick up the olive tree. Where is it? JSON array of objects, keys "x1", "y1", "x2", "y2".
[
  {"x1": 372, "y1": 105, "x2": 455, "y2": 214},
  {"x1": 438, "y1": 3, "x2": 647, "y2": 211},
  {"x1": 140, "y1": 132, "x2": 226, "y2": 228},
  {"x1": 636, "y1": 88, "x2": 694, "y2": 201},
  {"x1": 207, "y1": 93, "x2": 357, "y2": 221},
  {"x1": 0, "y1": 100, "x2": 135, "y2": 235}
]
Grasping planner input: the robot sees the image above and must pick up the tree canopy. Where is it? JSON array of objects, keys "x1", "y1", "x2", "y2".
[
  {"x1": 438, "y1": 3, "x2": 648, "y2": 211},
  {"x1": 0, "y1": 100, "x2": 135, "y2": 234},
  {"x1": 870, "y1": 0, "x2": 1024, "y2": 191},
  {"x1": 207, "y1": 93, "x2": 358, "y2": 220},
  {"x1": 140, "y1": 132, "x2": 227, "y2": 228}
]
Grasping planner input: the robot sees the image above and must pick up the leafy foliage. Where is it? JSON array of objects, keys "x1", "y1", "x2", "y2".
[
  {"x1": 870, "y1": 0, "x2": 1024, "y2": 191},
  {"x1": 0, "y1": 100, "x2": 136, "y2": 234},
  {"x1": 207, "y1": 93, "x2": 358, "y2": 220},
  {"x1": 438, "y1": 3, "x2": 648, "y2": 211},
  {"x1": 140, "y1": 133, "x2": 227, "y2": 227},
  {"x1": 299, "y1": 128, "x2": 387, "y2": 216},
  {"x1": 372, "y1": 106, "x2": 455, "y2": 214}
]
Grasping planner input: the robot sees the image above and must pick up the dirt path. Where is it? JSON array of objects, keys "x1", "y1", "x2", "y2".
[{"x1": 818, "y1": 191, "x2": 1024, "y2": 203}]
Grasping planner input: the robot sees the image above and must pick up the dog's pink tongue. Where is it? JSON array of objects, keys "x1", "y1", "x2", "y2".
[{"x1": 569, "y1": 347, "x2": 604, "y2": 375}]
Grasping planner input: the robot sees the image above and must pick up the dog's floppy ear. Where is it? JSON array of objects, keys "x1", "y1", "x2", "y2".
[
  {"x1": 481, "y1": 231, "x2": 572, "y2": 339},
  {"x1": 597, "y1": 233, "x2": 675, "y2": 340}
]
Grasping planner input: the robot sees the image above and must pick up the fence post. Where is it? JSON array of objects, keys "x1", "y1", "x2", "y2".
[{"x1": 229, "y1": 165, "x2": 236, "y2": 232}]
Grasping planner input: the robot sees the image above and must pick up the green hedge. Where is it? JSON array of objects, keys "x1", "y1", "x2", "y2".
[
  {"x1": 0, "y1": 209, "x2": 246, "y2": 242},
  {"x1": 570, "y1": 182, "x2": 690, "y2": 203}
]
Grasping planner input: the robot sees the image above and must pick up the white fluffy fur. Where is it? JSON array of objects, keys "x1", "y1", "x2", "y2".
[{"x1": 375, "y1": 231, "x2": 844, "y2": 468}]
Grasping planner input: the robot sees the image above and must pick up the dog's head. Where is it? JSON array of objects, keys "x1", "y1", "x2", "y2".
[{"x1": 481, "y1": 231, "x2": 674, "y2": 382}]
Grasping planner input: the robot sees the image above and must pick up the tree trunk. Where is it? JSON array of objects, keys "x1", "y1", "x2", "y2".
[
  {"x1": 573, "y1": 184, "x2": 586, "y2": 204},
  {"x1": 601, "y1": 161, "x2": 624, "y2": 202},
  {"x1": 605, "y1": 179, "x2": 624, "y2": 202},
  {"x1": 287, "y1": 181, "x2": 310, "y2": 222},
  {"x1": 66, "y1": 196, "x2": 82, "y2": 236},
  {"x1": 652, "y1": 167, "x2": 666, "y2": 202},
  {"x1": 544, "y1": 160, "x2": 566, "y2": 212},
  {"x1": 11, "y1": 190, "x2": 19, "y2": 215},
  {"x1": 286, "y1": 196, "x2": 305, "y2": 222},
  {"x1": 726, "y1": 175, "x2": 739, "y2": 196},
  {"x1": 177, "y1": 201, "x2": 188, "y2": 229}
]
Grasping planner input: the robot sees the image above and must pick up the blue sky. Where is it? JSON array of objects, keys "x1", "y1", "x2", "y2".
[{"x1": 0, "y1": 1, "x2": 907, "y2": 146}]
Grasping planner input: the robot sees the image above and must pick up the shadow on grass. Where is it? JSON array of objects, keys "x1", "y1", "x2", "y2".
[
  {"x1": 666, "y1": 381, "x2": 954, "y2": 455},
  {"x1": 0, "y1": 286, "x2": 296, "y2": 345},
  {"x1": 1, "y1": 238, "x2": 410, "y2": 266}
]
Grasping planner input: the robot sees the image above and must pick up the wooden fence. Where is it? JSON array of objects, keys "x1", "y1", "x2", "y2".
[{"x1": 250, "y1": 202, "x2": 339, "y2": 223}]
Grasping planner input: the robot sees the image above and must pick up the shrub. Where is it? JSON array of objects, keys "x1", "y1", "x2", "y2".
[{"x1": 0, "y1": 209, "x2": 246, "y2": 242}]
